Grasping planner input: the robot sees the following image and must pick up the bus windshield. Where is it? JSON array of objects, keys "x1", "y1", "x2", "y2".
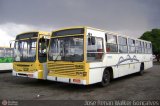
[
  {"x1": 48, "y1": 36, "x2": 84, "y2": 62},
  {"x1": 14, "y1": 39, "x2": 37, "y2": 62}
]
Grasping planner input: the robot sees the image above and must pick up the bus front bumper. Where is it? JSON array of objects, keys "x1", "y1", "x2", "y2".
[
  {"x1": 12, "y1": 70, "x2": 41, "y2": 79},
  {"x1": 47, "y1": 76, "x2": 87, "y2": 85}
]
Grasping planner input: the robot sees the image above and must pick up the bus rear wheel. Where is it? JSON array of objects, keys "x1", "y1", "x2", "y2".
[{"x1": 100, "y1": 70, "x2": 110, "y2": 87}]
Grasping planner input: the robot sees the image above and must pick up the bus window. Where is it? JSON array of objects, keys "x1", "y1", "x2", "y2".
[
  {"x1": 105, "y1": 34, "x2": 118, "y2": 53},
  {"x1": 128, "y1": 38, "x2": 136, "y2": 53},
  {"x1": 0, "y1": 48, "x2": 5, "y2": 57},
  {"x1": 150, "y1": 43, "x2": 152, "y2": 53},
  {"x1": 147, "y1": 43, "x2": 152, "y2": 54},
  {"x1": 141, "y1": 42, "x2": 145, "y2": 53},
  {"x1": 5, "y1": 48, "x2": 13, "y2": 58},
  {"x1": 87, "y1": 36, "x2": 104, "y2": 61},
  {"x1": 144, "y1": 42, "x2": 148, "y2": 53},
  {"x1": 118, "y1": 36, "x2": 128, "y2": 53},
  {"x1": 136, "y1": 40, "x2": 142, "y2": 53}
]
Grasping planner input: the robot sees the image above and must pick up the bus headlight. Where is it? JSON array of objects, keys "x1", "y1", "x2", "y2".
[{"x1": 76, "y1": 72, "x2": 87, "y2": 77}]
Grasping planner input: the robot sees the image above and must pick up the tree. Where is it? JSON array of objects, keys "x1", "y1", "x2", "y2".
[{"x1": 140, "y1": 29, "x2": 160, "y2": 62}]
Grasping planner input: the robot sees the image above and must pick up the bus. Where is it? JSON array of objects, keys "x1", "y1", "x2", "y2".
[
  {"x1": 0, "y1": 47, "x2": 13, "y2": 71},
  {"x1": 12, "y1": 31, "x2": 50, "y2": 80},
  {"x1": 47, "y1": 26, "x2": 153, "y2": 86}
]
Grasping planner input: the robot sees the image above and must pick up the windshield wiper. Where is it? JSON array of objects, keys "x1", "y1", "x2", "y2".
[
  {"x1": 53, "y1": 49, "x2": 63, "y2": 62},
  {"x1": 54, "y1": 43, "x2": 65, "y2": 62}
]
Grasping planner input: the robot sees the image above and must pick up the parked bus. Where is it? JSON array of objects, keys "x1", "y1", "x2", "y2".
[
  {"x1": 0, "y1": 47, "x2": 13, "y2": 71},
  {"x1": 12, "y1": 31, "x2": 50, "y2": 79},
  {"x1": 47, "y1": 26, "x2": 153, "y2": 86}
]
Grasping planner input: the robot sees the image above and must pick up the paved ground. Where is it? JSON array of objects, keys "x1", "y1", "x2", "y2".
[{"x1": 0, "y1": 63, "x2": 160, "y2": 100}]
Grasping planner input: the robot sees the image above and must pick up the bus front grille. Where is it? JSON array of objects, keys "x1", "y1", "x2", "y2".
[
  {"x1": 48, "y1": 63, "x2": 84, "y2": 76},
  {"x1": 14, "y1": 63, "x2": 36, "y2": 72},
  {"x1": 16, "y1": 65, "x2": 30, "y2": 67}
]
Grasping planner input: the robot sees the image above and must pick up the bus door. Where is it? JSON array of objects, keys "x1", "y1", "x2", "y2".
[{"x1": 38, "y1": 36, "x2": 49, "y2": 79}]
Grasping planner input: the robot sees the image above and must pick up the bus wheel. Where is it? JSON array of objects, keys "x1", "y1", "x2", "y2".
[
  {"x1": 139, "y1": 63, "x2": 144, "y2": 75},
  {"x1": 100, "y1": 70, "x2": 110, "y2": 87}
]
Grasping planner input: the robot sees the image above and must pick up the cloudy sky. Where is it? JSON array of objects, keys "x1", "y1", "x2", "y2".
[{"x1": 0, "y1": 0, "x2": 160, "y2": 46}]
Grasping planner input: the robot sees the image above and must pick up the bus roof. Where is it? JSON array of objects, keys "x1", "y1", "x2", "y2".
[
  {"x1": 51, "y1": 26, "x2": 151, "y2": 43},
  {"x1": 51, "y1": 26, "x2": 85, "y2": 33},
  {"x1": 16, "y1": 31, "x2": 50, "y2": 38}
]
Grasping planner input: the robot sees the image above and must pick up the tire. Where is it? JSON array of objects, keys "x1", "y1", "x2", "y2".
[
  {"x1": 100, "y1": 70, "x2": 110, "y2": 87},
  {"x1": 139, "y1": 63, "x2": 144, "y2": 75}
]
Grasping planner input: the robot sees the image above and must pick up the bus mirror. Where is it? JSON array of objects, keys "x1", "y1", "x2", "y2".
[
  {"x1": 91, "y1": 37, "x2": 95, "y2": 45},
  {"x1": 10, "y1": 43, "x2": 11, "y2": 48},
  {"x1": 42, "y1": 36, "x2": 45, "y2": 42},
  {"x1": 9, "y1": 41, "x2": 12, "y2": 48}
]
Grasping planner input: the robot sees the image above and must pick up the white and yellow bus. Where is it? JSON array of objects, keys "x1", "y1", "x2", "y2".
[
  {"x1": 47, "y1": 26, "x2": 153, "y2": 86},
  {"x1": 0, "y1": 47, "x2": 13, "y2": 71},
  {"x1": 12, "y1": 31, "x2": 50, "y2": 79}
]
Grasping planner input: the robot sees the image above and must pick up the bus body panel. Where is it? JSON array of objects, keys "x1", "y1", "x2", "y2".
[
  {"x1": 47, "y1": 61, "x2": 89, "y2": 85},
  {"x1": 47, "y1": 26, "x2": 153, "y2": 85},
  {"x1": 87, "y1": 28, "x2": 153, "y2": 84},
  {"x1": 12, "y1": 61, "x2": 47, "y2": 79},
  {"x1": 47, "y1": 76, "x2": 87, "y2": 85},
  {"x1": 82, "y1": 53, "x2": 153, "y2": 85},
  {"x1": 0, "y1": 63, "x2": 13, "y2": 70},
  {"x1": 12, "y1": 31, "x2": 50, "y2": 80},
  {"x1": 0, "y1": 47, "x2": 13, "y2": 71}
]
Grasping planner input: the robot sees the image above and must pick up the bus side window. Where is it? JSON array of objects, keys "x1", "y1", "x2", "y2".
[
  {"x1": 147, "y1": 43, "x2": 152, "y2": 54},
  {"x1": 96, "y1": 37, "x2": 103, "y2": 59},
  {"x1": 149, "y1": 43, "x2": 152, "y2": 53},
  {"x1": 141, "y1": 42, "x2": 144, "y2": 53},
  {"x1": 105, "y1": 33, "x2": 118, "y2": 53},
  {"x1": 118, "y1": 36, "x2": 128, "y2": 53},
  {"x1": 128, "y1": 38, "x2": 136, "y2": 53},
  {"x1": 145, "y1": 42, "x2": 148, "y2": 53},
  {"x1": 0, "y1": 48, "x2": 5, "y2": 58},
  {"x1": 136, "y1": 40, "x2": 142, "y2": 53},
  {"x1": 87, "y1": 36, "x2": 104, "y2": 61}
]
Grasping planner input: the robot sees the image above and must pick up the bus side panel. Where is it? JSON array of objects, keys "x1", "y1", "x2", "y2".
[
  {"x1": 42, "y1": 63, "x2": 48, "y2": 79},
  {"x1": 88, "y1": 61, "x2": 119, "y2": 84},
  {"x1": 132, "y1": 62, "x2": 141, "y2": 73},
  {"x1": 144, "y1": 61, "x2": 153, "y2": 70},
  {"x1": 144, "y1": 54, "x2": 153, "y2": 70},
  {"x1": 103, "y1": 54, "x2": 120, "y2": 78},
  {"x1": 116, "y1": 54, "x2": 138, "y2": 77},
  {"x1": 88, "y1": 54, "x2": 153, "y2": 84},
  {"x1": 112, "y1": 54, "x2": 152, "y2": 77},
  {"x1": 89, "y1": 66, "x2": 120, "y2": 84},
  {"x1": 89, "y1": 68, "x2": 104, "y2": 84},
  {"x1": 0, "y1": 63, "x2": 13, "y2": 70}
]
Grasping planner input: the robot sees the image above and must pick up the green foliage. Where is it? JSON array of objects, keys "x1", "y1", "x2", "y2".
[{"x1": 140, "y1": 29, "x2": 160, "y2": 55}]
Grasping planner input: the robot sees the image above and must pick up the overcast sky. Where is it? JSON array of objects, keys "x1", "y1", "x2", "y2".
[{"x1": 0, "y1": 0, "x2": 160, "y2": 46}]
